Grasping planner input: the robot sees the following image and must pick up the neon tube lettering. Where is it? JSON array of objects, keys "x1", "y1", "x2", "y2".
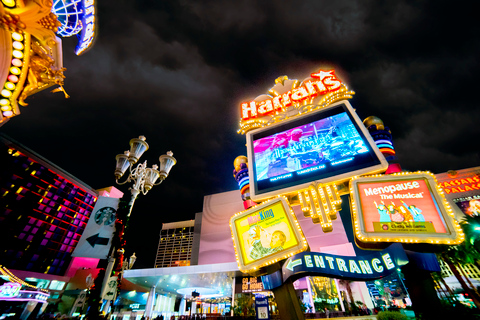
[
  {"x1": 358, "y1": 260, "x2": 373, "y2": 274},
  {"x1": 336, "y1": 258, "x2": 348, "y2": 272},
  {"x1": 349, "y1": 260, "x2": 362, "y2": 274},
  {"x1": 382, "y1": 254, "x2": 395, "y2": 270},
  {"x1": 314, "y1": 255, "x2": 325, "y2": 268},
  {"x1": 325, "y1": 256, "x2": 335, "y2": 269},
  {"x1": 305, "y1": 255, "x2": 313, "y2": 268},
  {"x1": 372, "y1": 258, "x2": 384, "y2": 272},
  {"x1": 240, "y1": 70, "x2": 343, "y2": 120}
]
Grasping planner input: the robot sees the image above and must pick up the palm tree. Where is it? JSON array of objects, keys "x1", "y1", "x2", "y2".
[
  {"x1": 234, "y1": 293, "x2": 254, "y2": 317},
  {"x1": 437, "y1": 245, "x2": 480, "y2": 309},
  {"x1": 460, "y1": 215, "x2": 480, "y2": 266},
  {"x1": 431, "y1": 271, "x2": 457, "y2": 305},
  {"x1": 338, "y1": 279, "x2": 356, "y2": 314}
]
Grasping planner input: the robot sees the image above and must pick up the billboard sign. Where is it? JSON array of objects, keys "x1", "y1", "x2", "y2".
[
  {"x1": 230, "y1": 197, "x2": 308, "y2": 273},
  {"x1": 350, "y1": 172, "x2": 464, "y2": 246},
  {"x1": 452, "y1": 196, "x2": 480, "y2": 217},
  {"x1": 246, "y1": 101, "x2": 388, "y2": 201},
  {"x1": 235, "y1": 276, "x2": 264, "y2": 294}
]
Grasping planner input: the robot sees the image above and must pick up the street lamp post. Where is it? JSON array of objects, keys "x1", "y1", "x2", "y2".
[{"x1": 94, "y1": 136, "x2": 176, "y2": 317}]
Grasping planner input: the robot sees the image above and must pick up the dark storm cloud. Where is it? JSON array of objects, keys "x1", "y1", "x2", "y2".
[{"x1": 2, "y1": 0, "x2": 479, "y2": 266}]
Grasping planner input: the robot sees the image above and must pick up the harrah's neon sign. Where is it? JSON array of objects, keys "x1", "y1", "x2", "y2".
[{"x1": 241, "y1": 70, "x2": 343, "y2": 120}]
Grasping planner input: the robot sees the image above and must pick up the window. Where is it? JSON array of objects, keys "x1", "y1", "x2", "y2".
[{"x1": 49, "y1": 280, "x2": 65, "y2": 290}]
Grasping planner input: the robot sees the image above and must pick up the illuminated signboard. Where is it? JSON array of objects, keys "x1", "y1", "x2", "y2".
[
  {"x1": 74, "y1": 0, "x2": 96, "y2": 55},
  {"x1": 246, "y1": 101, "x2": 388, "y2": 201},
  {"x1": 0, "y1": 282, "x2": 21, "y2": 298},
  {"x1": 452, "y1": 196, "x2": 480, "y2": 217},
  {"x1": 436, "y1": 171, "x2": 480, "y2": 195},
  {"x1": 350, "y1": 172, "x2": 464, "y2": 247},
  {"x1": 230, "y1": 197, "x2": 308, "y2": 273},
  {"x1": 435, "y1": 167, "x2": 480, "y2": 218},
  {"x1": 241, "y1": 70, "x2": 343, "y2": 121},
  {"x1": 235, "y1": 276, "x2": 264, "y2": 293},
  {"x1": 261, "y1": 244, "x2": 410, "y2": 290}
]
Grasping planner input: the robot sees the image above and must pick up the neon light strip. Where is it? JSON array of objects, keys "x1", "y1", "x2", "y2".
[
  {"x1": 1, "y1": 297, "x2": 49, "y2": 303},
  {"x1": 376, "y1": 143, "x2": 394, "y2": 149},
  {"x1": 375, "y1": 139, "x2": 392, "y2": 144}
]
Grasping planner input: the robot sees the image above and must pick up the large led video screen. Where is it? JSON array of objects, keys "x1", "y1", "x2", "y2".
[{"x1": 246, "y1": 101, "x2": 388, "y2": 201}]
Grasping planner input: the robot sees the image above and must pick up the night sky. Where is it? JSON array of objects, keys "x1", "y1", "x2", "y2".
[{"x1": 1, "y1": 1, "x2": 479, "y2": 268}]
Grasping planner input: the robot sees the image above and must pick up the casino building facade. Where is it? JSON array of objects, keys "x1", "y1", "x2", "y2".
[{"x1": 0, "y1": 133, "x2": 100, "y2": 318}]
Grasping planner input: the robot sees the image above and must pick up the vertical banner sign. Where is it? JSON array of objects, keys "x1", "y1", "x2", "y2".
[
  {"x1": 101, "y1": 276, "x2": 118, "y2": 301},
  {"x1": 255, "y1": 296, "x2": 270, "y2": 320},
  {"x1": 72, "y1": 196, "x2": 119, "y2": 259}
]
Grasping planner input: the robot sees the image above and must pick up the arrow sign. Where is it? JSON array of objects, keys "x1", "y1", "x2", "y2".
[
  {"x1": 286, "y1": 258, "x2": 302, "y2": 271},
  {"x1": 86, "y1": 233, "x2": 109, "y2": 247}
]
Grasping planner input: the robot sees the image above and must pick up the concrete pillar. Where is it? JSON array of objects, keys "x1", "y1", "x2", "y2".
[
  {"x1": 179, "y1": 297, "x2": 186, "y2": 315},
  {"x1": 20, "y1": 301, "x2": 37, "y2": 320},
  {"x1": 144, "y1": 286, "x2": 156, "y2": 319}
]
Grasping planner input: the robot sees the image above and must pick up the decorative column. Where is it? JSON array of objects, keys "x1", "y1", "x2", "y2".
[
  {"x1": 233, "y1": 156, "x2": 256, "y2": 209},
  {"x1": 363, "y1": 116, "x2": 401, "y2": 174},
  {"x1": 145, "y1": 285, "x2": 156, "y2": 319}
]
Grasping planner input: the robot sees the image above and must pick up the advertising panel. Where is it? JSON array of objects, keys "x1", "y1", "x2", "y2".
[
  {"x1": 453, "y1": 196, "x2": 480, "y2": 217},
  {"x1": 230, "y1": 197, "x2": 308, "y2": 273},
  {"x1": 435, "y1": 167, "x2": 480, "y2": 219},
  {"x1": 246, "y1": 101, "x2": 388, "y2": 201},
  {"x1": 350, "y1": 172, "x2": 463, "y2": 246},
  {"x1": 235, "y1": 276, "x2": 264, "y2": 294}
]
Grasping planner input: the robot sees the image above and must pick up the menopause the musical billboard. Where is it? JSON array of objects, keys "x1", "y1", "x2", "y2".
[{"x1": 350, "y1": 172, "x2": 463, "y2": 247}]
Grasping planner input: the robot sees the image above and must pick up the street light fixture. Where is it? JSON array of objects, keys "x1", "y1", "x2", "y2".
[
  {"x1": 122, "y1": 252, "x2": 137, "y2": 272},
  {"x1": 95, "y1": 136, "x2": 176, "y2": 316},
  {"x1": 114, "y1": 135, "x2": 177, "y2": 215}
]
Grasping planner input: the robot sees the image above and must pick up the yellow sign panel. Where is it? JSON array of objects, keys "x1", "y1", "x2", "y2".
[{"x1": 230, "y1": 197, "x2": 308, "y2": 274}]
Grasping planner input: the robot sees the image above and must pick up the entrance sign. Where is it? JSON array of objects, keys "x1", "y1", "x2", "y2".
[
  {"x1": 246, "y1": 101, "x2": 388, "y2": 201},
  {"x1": 261, "y1": 244, "x2": 408, "y2": 290},
  {"x1": 230, "y1": 197, "x2": 308, "y2": 273},
  {"x1": 350, "y1": 172, "x2": 464, "y2": 246},
  {"x1": 282, "y1": 243, "x2": 408, "y2": 281}
]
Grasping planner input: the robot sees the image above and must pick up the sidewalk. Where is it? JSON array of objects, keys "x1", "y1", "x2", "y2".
[{"x1": 311, "y1": 317, "x2": 377, "y2": 320}]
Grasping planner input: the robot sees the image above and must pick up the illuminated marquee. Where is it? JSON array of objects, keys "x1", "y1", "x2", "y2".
[
  {"x1": 230, "y1": 197, "x2": 308, "y2": 274},
  {"x1": 349, "y1": 171, "x2": 464, "y2": 248},
  {"x1": 241, "y1": 70, "x2": 343, "y2": 121}
]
